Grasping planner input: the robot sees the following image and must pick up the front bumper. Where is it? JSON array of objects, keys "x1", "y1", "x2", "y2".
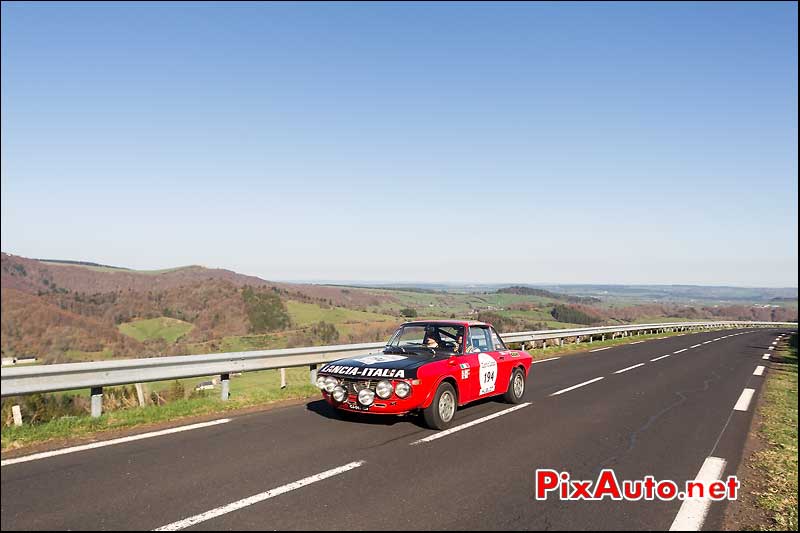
[{"x1": 321, "y1": 390, "x2": 421, "y2": 415}]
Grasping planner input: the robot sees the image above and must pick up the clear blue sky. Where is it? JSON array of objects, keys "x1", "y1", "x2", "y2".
[{"x1": 1, "y1": 2, "x2": 797, "y2": 287}]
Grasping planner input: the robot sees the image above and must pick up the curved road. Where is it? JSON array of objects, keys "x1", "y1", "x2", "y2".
[{"x1": 1, "y1": 327, "x2": 793, "y2": 531}]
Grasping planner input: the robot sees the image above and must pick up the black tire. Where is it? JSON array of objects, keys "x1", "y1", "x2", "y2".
[
  {"x1": 422, "y1": 381, "x2": 457, "y2": 430},
  {"x1": 503, "y1": 367, "x2": 526, "y2": 404}
]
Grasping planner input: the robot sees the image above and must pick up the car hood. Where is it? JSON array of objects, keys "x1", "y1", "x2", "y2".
[{"x1": 319, "y1": 351, "x2": 436, "y2": 380}]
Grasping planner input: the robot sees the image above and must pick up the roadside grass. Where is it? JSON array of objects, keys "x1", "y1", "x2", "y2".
[
  {"x1": 751, "y1": 333, "x2": 798, "y2": 531},
  {"x1": 1, "y1": 367, "x2": 319, "y2": 452},
  {"x1": 118, "y1": 317, "x2": 194, "y2": 343}
]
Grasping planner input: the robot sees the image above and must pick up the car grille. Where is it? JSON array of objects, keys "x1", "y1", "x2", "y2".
[{"x1": 340, "y1": 379, "x2": 376, "y2": 395}]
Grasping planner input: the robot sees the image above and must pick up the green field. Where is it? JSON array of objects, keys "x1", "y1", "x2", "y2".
[
  {"x1": 286, "y1": 300, "x2": 396, "y2": 326},
  {"x1": 118, "y1": 317, "x2": 194, "y2": 343}
]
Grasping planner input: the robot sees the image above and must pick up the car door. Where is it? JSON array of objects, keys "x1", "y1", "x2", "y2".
[
  {"x1": 489, "y1": 326, "x2": 515, "y2": 392},
  {"x1": 464, "y1": 325, "x2": 509, "y2": 399}
]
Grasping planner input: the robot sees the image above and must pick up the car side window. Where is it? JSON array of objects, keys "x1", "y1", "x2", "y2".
[
  {"x1": 491, "y1": 327, "x2": 507, "y2": 350},
  {"x1": 468, "y1": 326, "x2": 492, "y2": 353}
]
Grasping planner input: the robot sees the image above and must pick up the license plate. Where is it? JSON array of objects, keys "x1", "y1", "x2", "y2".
[{"x1": 347, "y1": 402, "x2": 369, "y2": 411}]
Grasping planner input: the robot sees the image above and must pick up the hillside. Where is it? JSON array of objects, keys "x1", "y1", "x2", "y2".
[{"x1": 1, "y1": 253, "x2": 796, "y2": 363}]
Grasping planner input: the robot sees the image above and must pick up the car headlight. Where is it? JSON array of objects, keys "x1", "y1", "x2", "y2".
[
  {"x1": 375, "y1": 380, "x2": 393, "y2": 399},
  {"x1": 316, "y1": 376, "x2": 327, "y2": 389},
  {"x1": 395, "y1": 381, "x2": 411, "y2": 398},
  {"x1": 331, "y1": 386, "x2": 347, "y2": 403},
  {"x1": 358, "y1": 388, "x2": 375, "y2": 406},
  {"x1": 324, "y1": 376, "x2": 338, "y2": 393}
]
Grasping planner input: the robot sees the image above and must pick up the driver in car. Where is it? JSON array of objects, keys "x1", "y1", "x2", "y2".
[{"x1": 424, "y1": 330, "x2": 442, "y2": 349}]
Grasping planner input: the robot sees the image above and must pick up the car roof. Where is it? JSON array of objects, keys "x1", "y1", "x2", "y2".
[{"x1": 401, "y1": 319, "x2": 490, "y2": 328}]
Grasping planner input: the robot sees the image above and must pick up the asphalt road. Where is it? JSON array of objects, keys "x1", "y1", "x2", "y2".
[{"x1": 1, "y1": 327, "x2": 793, "y2": 531}]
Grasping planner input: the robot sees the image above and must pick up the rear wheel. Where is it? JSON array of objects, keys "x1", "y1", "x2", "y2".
[
  {"x1": 503, "y1": 367, "x2": 526, "y2": 404},
  {"x1": 423, "y1": 382, "x2": 457, "y2": 430}
]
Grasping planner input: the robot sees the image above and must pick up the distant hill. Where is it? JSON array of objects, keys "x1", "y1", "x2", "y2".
[
  {"x1": 497, "y1": 285, "x2": 602, "y2": 304},
  {"x1": 0, "y1": 252, "x2": 402, "y2": 362},
  {"x1": 2, "y1": 252, "x2": 796, "y2": 363}
]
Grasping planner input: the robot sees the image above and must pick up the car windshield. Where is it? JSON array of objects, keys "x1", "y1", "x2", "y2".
[{"x1": 386, "y1": 324, "x2": 465, "y2": 355}]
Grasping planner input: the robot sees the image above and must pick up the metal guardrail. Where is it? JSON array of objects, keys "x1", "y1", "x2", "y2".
[{"x1": 1, "y1": 321, "x2": 795, "y2": 417}]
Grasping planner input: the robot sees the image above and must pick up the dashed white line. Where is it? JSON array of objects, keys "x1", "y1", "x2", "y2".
[
  {"x1": 411, "y1": 403, "x2": 532, "y2": 444},
  {"x1": 691, "y1": 344, "x2": 702, "y2": 349},
  {"x1": 674, "y1": 349, "x2": 688, "y2": 354},
  {"x1": 614, "y1": 363, "x2": 645, "y2": 374},
  {"x1": 762, "y1": 354, "x2": 770, "y2": 360},
  {"x1": 154, "y1": 460, "x2": 365, "y2": 531},
  {"x1": 713, "y1": 338, "x2": 722, "y2": 341},
  {"x1": 753, "y1": 366, "x2": 765, "y2": 376},
  {"x1": 650, "y1": 354, "x2": 673, "y2": 362},
  {"x1": 589, "y1": 347, "x2": 612, "y2": 352},
  {"x1": 733, "y1": 389, "x2": 756, "y2": 412},
  {"x1": 550, "y1": 377, "x2": 604, "y2": 397},
  {"x1": 669, "y1": 456, "x2": 727, "y2": 531},
  {"x1": 656, "y1": 337, "x2": 668, "y2": 339},
  {"x1": 1, "y1": 418, "x2": 231, "y2": 468},
  {"x1": 768, "y1": 346, "x2": 774, "y2": 351},
  {"x1": 702, "y1": 341, "x2": 712, "y2": 345},
  {"x1": 532, "y1": 357, "x2": 561, "y2": 364},
  {"x1": 771, "y1": 342, "x2": 777, "y2": 345},
  {"x1": 629, "y1": 341, "x2": 645, "y2": 345}
]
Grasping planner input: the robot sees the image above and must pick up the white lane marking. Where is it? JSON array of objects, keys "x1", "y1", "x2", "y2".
[
  {"x1": 532, "y1": 357, "x2": 561, "y2": 364},
  {"x1": 629, "y1": 341, "x2": 645, "y2": 345},
  {"x1": 550, "y1": 377, "x2": 604, "y2": 397},
  {"x1": 589, "y1": 347, "x2": 612, "y2": 352},
  {"x1": 669, "y1": 456, "x2": 727, "y2": 531},
  {"x1": 768, "y1": 346, "x2": 774, "y2": 351},
  {"x1": 691, "y1": 344, "x2": 702, "y2": 348},
  {"x1": 155, "y1": 460, "x2": 364, "y2": 531},
  {"x1": 411, "y1": 403, "x2": 532, "y2": 445},
  {"x1": 651, "y1": 354, "x2": 673, "y2": 362},
  {"x1": 753, "y1": 366, "x2": 765, "y2": 376},
  {"x1": 733, "y1": 388, "x2": 756, "y2": 412},
  {"x1": 1, "y1": 419, "x2": 231, "y2": 468},
  {"x1": 762, "y1": 354, "x2": 770, "y2": 360},
  {"x1": 771, "y1": 342, "x2": 777, "y2": 345},
  {"x1": 674, "y1": 348, "x2": 688, "y2": 354},
  {"x1": 713, "y1": 338, "x2": 722, "y2": 341},
  {"x1": 702, "y1": 341, "x2": 712, "y2": 345},
  {"x1": 657, "y1": 337, "x2": 668, "y2": 339},
  {"x1": 614, "y1": 363, "x2": 645, "y2": 374}
]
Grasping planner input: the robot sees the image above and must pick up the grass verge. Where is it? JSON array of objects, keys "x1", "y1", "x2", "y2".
[
  {"x1": 750, "y1": 333, "x2": 798, "y2": 531},
  {"x1": 1, "y1": 369, "x2": 318, "y2": 452}
]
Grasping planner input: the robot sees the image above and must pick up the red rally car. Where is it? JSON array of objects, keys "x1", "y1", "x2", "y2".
[{"x1": 315, "y1": 320, "x2": 532, "y2": 429}]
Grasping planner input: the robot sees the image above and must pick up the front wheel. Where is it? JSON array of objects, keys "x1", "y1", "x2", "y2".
[
  {"x1": 503, "y1": 367, "x2": 526, "y2": 404},
  {"x1": 423, "y1": 382, "x2": 457, "y2": 430}
]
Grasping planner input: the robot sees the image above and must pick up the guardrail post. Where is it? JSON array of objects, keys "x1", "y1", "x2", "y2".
[
  {"x1": 135, "y1": 383, "x2": 147, "y2": 407},
  {"x1": 91, "y1": 387, "x2": 103, "y2": 418},
  {"x1": 220, "y1": 374, "x2": 230, "y2": 401},
  {"x1": 280, "y1": 368, "x2": 287, "y2": 389},
  {"x1": 310, "y1": 364, "x2": 318, "y2": 385}
]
